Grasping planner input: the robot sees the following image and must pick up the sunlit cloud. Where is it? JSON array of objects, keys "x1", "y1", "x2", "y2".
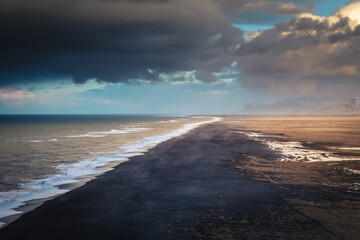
[
  {"x1": 237, "y1": 1, "x2": 360, "y2": 99},
  {"x1": 0, "y1": 89, "x2": 35, "y2": 100},
  {"x1": 0, "y1": 88, "x2": 36, "y2": 106}
]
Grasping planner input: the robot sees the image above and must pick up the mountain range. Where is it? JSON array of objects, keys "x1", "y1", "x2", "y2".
[{"x1": 240, "y1": 97, "x2": 360, "y2": 115}]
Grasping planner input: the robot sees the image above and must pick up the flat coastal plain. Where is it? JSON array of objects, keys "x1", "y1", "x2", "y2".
[{"x1": 1, "y1": 117, "x2": 360, "y2": 239}]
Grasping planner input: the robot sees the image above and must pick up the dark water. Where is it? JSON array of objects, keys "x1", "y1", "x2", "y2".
[{"x1": 0, "y1": 114, "x2": 217, "y2": 226}]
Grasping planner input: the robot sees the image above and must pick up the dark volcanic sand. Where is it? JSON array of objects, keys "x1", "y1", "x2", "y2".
[{"x1": 0, "y1": 123, "x2": 354, "y2": 239}]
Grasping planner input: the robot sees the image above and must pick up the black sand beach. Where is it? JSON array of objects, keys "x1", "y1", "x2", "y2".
[{"x1": 0, "y1": 123, "x2": 359, "y2": 239}]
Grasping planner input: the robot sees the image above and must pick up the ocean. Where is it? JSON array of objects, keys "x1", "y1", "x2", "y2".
[{"x1": 0, "y1": 115, "x2": 219, "y2": 227}]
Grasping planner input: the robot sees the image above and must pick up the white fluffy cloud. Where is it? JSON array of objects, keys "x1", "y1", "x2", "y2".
[
  {"x1": 237, "y1": 1, "x2": 360, "y2": 99},
  {"x1": 337, "y1": 0, "x2": 360, "y2": 23}
]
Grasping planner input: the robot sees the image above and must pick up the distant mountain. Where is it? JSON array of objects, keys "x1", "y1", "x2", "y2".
[
  {"x1": 240, "y1": 97, "x2": 360, "y2": 115},
  {"x1": 315, "y1": 97, "x2": 360, "y2": 114},
  {"x1": 240, "y1": 100, "x2": 308, "y2": 114}
]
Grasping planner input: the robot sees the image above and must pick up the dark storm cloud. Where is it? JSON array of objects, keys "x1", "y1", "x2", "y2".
[
  {"x1": 0, "y1": 0, "x2": 242, "y2": 86},
  {"x1": 0, "y1": 0, "x2": 317, "y2": 87},
  {"x1": 221, "y1": 0, "x2": 314, "y2": 25},
  {"x1": 237, "y1": 2, "x2": 360, "y2": 99},
  {"x1": 217, "y1": 0, "x2": 313, "y2": 14}
]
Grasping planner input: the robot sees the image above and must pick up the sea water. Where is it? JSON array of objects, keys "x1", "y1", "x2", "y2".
[{"x1": 0, "y1": 115, "x2": 220, "y2": 227}]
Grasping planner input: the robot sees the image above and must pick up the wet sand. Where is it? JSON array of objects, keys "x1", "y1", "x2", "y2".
[
  {"x1": 226, "y1": 116, "x2": 360, "y2": 147},
  {"x1": 0, "y1": 122, "x2": 359, "y2": 239},
  {"x1": 225, "y1": 116, "x2": 360, "y2": 239}
]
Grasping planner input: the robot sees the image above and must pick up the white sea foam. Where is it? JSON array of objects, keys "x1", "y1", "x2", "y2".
[
  {"x1": 0, "y1": 117, "x2": 221, "y2": 227},
  {"x1": 156, "y1": 120, "x2": 181, "y2": 123},
  {"x1": 65, "y1": 133, "x2": 107, "y2": 138},
  {"x1": 30, "y1": 139, "x2": 58, "y2": 143},
  {"x1": 239, "y1": 131, "x2": 359, "y2": 162},
  {"x1": 93, "y1": 128, "x2": 148, "y2": 135},
  {"x1": 65, "y1": 127, "x2": 148, "y2": 138}
]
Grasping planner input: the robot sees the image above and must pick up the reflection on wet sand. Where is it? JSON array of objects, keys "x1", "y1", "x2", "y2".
[{"x1": 239, "y1": 131, "x2": 359, "y2": 162}]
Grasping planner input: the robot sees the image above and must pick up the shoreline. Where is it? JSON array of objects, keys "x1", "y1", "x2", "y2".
[
  {"x1": 2, "y1": 122, "x2": 355, "y2": 239},
  {"x1": 0, "y1": 117, "x2": 220, "y2": 228}
]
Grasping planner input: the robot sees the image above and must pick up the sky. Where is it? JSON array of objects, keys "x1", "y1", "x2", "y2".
[{"x1": 0, "y1": 0, "x2": 359, "y2": 114}]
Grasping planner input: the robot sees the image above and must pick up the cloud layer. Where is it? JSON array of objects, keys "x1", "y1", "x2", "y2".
[
  {"x1": 0, "y1": 0, "x2": 245, "y2": 86},
  {"x1": 0, "y1": 0, "x2": 314, "y2": 87},
  {"x1": 238, "y1": 1, "x2": 360, "y2": 98},
  {"x1": 1, "y1": 0, "x2": 358, "y2": 100}
]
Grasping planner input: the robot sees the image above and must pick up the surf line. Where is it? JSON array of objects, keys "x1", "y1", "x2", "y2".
[{"x1": 0, "y1": 116, "x2": 221, "y2": 228}]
